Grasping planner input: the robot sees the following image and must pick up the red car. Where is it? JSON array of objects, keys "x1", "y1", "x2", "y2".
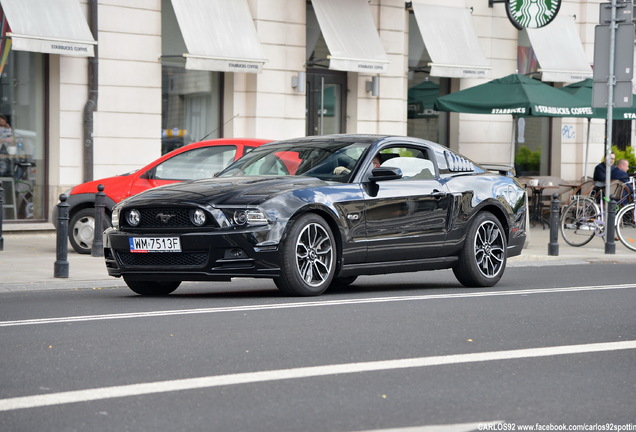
[{"x1": 61, "y1": 138, "x2": 270, "y2": 254}]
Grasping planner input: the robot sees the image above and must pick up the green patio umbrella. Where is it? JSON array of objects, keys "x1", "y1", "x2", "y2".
[
  {"x1": 408, "y1": 80, "x2": 439, "y2": 119},
  {"x1": 433, "y1": 74, "x2": 594, "y2": 165},
  {"x1": 561, "y1": 78, "x2": 636, "y2": 120},
  {"x1": 434, "y1": 73, "x2": 593, "y2": 117},
  {"x1": 561, "y1": 78, "x2": 636, "y2": 179}
]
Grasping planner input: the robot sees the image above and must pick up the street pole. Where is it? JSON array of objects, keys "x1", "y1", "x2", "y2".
[
  {"x1": 0, "y1": 181, "x2": 4, "y2": 251},
  {"x1": 604, "y1": 0, "x2": 617, "y2": 254}
]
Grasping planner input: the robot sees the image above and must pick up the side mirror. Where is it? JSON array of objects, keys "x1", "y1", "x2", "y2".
[{"x1": 368, "y1": 166, "x2": 403, "y2": 182}]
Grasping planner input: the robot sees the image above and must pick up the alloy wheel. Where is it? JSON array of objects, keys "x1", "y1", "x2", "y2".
[
  {"x1": 474, "y1": 220, "x2": 505, "y2": 278},
  {"x1": 295, "y1": 222, "x2": 334, "y2": 287}
]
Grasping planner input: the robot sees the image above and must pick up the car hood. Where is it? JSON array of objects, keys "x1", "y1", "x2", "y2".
[
  {"x1": 123, "y1": 176, "x2": 329, "y2": 207},
  {"x1": 70, "y1": 172, "x2": 135, "y2": 195}
]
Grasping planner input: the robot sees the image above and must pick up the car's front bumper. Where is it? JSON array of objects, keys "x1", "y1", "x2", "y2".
[{"x1": 104, "y1": 228, "x2": 282, "y2": 281}]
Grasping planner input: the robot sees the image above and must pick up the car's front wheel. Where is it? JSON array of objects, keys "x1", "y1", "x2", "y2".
[
  {"x1": 453, "y1": 212, "x2": 507, "y2": 287},
  {"x1": 69, "y1": 208, "x2": 111, "y2": 254},
  {"x1": 124, "y1": 278, "x2": 181, "y2": 296},
  {"x1": 274, "y1": 213, "x2": 336, "y2": 296}
]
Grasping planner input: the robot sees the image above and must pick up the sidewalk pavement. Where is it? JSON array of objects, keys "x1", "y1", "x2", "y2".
[{"x1": 1, "y1": 225, "x2": 635, "y2": 292}]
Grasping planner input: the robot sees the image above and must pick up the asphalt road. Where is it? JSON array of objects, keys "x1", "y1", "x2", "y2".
[{"x1": 1, "y1": 265, "x2": 635, "y2": 432}]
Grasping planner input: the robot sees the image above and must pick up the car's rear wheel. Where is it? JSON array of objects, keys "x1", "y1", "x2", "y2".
[
  {"x1": 123, "y1": 278, "x2": 181, "y2": 296},
  {"x1": 452, "y1": 212, "x2": 507, "y2": 287},
  {"x1": 69, "y1": 208, "x2": 111, "y2": 254},
  {"x1": 274, "y1": 213, "x2": 336, "y2": 296}
]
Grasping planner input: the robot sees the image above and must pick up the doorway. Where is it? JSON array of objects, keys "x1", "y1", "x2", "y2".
[{"x1": 306, "y1": 69, "x2": 347, "y2": 136}]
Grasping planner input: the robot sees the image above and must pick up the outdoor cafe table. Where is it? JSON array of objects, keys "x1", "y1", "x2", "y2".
[{"x1": 527, "y1": 184, "x2": 560, "y2": 228}]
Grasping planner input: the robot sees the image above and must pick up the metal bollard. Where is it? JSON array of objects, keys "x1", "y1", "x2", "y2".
[
  {"x1": 0, "y1": 180, "x2": 4, "y2": 251},
  {"x1": 54, "y1": 194, "x2": 70, "y2": 278},
  {"x1": 605, "y1": 196, "x2": 616, "y2": 255},
  {"x1": 91, "y1": 184, "x2": 105, "y2": 257},
  {"x1": 548, "y1": 193, "x2": 559, "y2": 256}
]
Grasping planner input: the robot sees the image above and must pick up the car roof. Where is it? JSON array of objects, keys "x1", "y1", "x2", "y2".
[
  {"x1": 182, "y1": 137, "x2": 271, "y2": 148},
  {"x1": 261, "y1": 134, "x2": 448, "y2": 153}
]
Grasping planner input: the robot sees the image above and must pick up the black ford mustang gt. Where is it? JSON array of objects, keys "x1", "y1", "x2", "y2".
[{"x1": 104, "y1": 134, "x2": 527, "y2": 296}]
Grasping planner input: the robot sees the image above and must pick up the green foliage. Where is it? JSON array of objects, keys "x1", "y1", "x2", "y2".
[
  {"x1": 611, "y1": 145, "x2": 636, "y2": 167},
  {"x1": 515, "y1": 145, "x2": 541, "y2": 172}
]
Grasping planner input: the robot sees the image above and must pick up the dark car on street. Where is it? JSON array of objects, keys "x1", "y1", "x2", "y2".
[
  {"x1": 104, "y1": 134, "x2": 527, "y2": 296},
  {"x1": 60, "y1": 138, "x2": 270, "y2": 254}
]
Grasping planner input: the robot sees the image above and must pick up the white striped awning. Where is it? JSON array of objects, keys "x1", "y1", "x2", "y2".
[
  {"x1": 526, "y1": 15, "x2": 593, "y2": 83},
  {"x1": 311, "y1": 0, "x2": 389, "y2": 74},
  {"x1": 411, "y1": 3, "x2": 490, "y2": 79},
  {"x1": 170, "y1": 0, "x2": 266, "y2": 73},
  {"x1": 1, "y1": 0, "x2": 96, "y2": 57}
]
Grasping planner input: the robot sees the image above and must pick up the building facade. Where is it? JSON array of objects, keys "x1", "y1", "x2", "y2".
[{"x1": 0, "y1": 0, "x2": 630, "y2": 228}]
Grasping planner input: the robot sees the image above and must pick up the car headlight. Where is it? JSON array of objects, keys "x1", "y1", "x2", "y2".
[
  {"x1": 233, "y1": 210, "x2": 268, "y2": 226},
  {"x1": 190, "y1": 208, "x2": 207, "y2": 226},
  {"x1": 111, "y1": 205, "x2": 121, "y2": 229},
  {"x1": 126, "y1": 209, "x2": 141, "y2": 227}
]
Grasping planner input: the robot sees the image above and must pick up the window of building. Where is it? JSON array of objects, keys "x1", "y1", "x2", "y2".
[
  {"x1": 514, "y1": 116, "x2": 551, "y2": 176},
  {"x1": 0, "y1": 47, "x2": 46, "y2": 221},
  {"x1": 306, "y1": 3, "x2": 347, "y2": 136},
  {"x1": 161, "y1": 0, "x2": 221, "y2": 155},
  {"x1": 517, "y1": 29, "x2": 540, "y2": 78},
  {"x1": 407, "y1": 12, "x2": 449, "y2": 145},
  {"x1": 515, "y1": 30, "x2": 550, "y2": 176}
]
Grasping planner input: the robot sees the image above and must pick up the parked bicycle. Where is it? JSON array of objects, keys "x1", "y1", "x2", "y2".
[
  {"x1": 615, "y1": 177, "x2": 636, "y2": 251},
  {"x1": 560, "y1": 177, "x2": 635, "y2": 249}
]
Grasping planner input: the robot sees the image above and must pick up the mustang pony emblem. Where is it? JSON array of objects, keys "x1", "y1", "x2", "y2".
[{"x1": 156, "y1": 213, "x2": 175, "y2": 223}]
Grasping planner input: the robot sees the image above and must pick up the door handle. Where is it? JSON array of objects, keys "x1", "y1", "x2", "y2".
[{"x1": 431, "y1": 190, "x2": 447, "y2": 200}]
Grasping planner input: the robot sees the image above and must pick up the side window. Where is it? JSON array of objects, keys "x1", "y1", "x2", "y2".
[
  {"x1": 376, "y1": 147, "x2": 435, "y2": 180},
  {"x1": 154, "y1": 146, "x2": 237, "y2": 180}
]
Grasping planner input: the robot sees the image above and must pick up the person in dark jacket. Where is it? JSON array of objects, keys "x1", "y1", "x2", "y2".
[
  {"x1": 612, "y1": 159, "x2": 633, "y2": 201},
  {"x1": 593, "y1": 153, "x2": 616, "y2": 187}
]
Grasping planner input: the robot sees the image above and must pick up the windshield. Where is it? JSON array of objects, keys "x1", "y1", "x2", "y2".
[{"x1": 217, "y1": 139, "x2": 371, "y2": 183}]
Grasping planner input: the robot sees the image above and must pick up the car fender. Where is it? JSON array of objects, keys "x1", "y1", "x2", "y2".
[
  {"x1": 52, "y1": 192, "x2": 118, "y2": 227},
  {"x1": 472, "y1": 198, "x2": 511, "y2": 231},
  {"x1": 272, "y1": 185, "x2": 367, "y2": 268},
  {"x1": 291, "y1": 202, "x2": 344, "y2": 234},
  {"x1": 278, "y1": 202, "x2": 355, "y2": 275}
]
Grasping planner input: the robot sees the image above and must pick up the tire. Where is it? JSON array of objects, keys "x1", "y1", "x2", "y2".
[
  {"x1": 452, "y1": 212, "x2": 507, "y2": 287},
  {"x1": 274, "y1": 213, "x2": 336, "y2": 296},
  {"x1": 616, "y1": 203, "x2": 636, "y2": 252},
  {"x1": 124, "y1": 278, "x2": 181, "y2": 296},
  {"x1": 560, "y1": 197, "x2": 599, "y2": 247},
  {"x1": 69, "y1": 208, "x2": 111, "y2": 254}
]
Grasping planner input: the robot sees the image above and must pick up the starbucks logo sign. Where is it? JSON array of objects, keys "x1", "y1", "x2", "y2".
[{"x1": 505, "y1": 0, "x2": 561, "y2": 29}]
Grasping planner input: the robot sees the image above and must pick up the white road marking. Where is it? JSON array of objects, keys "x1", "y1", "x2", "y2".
[
  {"x1": 0, "y1": 341, "x2": 634, "y2": 412},
  {"x1": 0, "y1": 283, "x2": 634, "y2": 328}
]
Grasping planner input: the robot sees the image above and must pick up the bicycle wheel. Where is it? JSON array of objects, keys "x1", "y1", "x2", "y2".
[
  {"x1": 560, "y1": 197, "x2": 599, "y2": 247},
  {"x1": 616, "y1": 203, "x2": 636, "y2": 252}
]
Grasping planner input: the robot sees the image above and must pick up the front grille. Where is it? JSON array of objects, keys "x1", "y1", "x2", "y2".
[
  {"x1": 117, "y1": 251, "x2": 209, "y2": 267},
  {"x1": 122, "y1": 208, "x2": 212, "y2": 229}
]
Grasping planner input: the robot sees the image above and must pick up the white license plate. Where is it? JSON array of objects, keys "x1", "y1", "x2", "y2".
[{"x1": 129, "y1": 237, "x2": 181, "y2": 253}]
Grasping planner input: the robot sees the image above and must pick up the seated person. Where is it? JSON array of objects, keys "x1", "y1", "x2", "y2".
[
  {"x1": 612, "y1": 159, "x2": 630, "y2": 182},
  {"x1": 593, "y1": 153, "x2": 616, "y2": 187},
  {"x1": 612, "y1": 158, "x2": 633, "y2": 200},
  {"x1": 372, "y1": 155, "x2": 381, "y2": 169},
  {"x1": 334, "y1": 155, "x2": 380, "y2": 175}
]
